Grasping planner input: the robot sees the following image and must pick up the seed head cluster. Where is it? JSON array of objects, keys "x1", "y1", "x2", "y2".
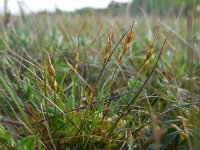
[
  {"x1": 118, "y1": 24, "x2": 135, "y2": 64},
  {"x1": 140, "y1": 27, "x2": 160, "y2": 72},
  {"x1": 102, "y1": 25, "x2": 113, "y2": 67},
  {"x1": 48, "y1": 54, "x2": 57, "y2": 92}
]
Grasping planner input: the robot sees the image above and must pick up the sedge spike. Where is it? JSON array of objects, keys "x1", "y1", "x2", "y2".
[
  {"x1": 140, "y1": 27, "x2": 160, "y2": 72},
  {"x1": 102, "y1": 25, "x2": 113, "y2": 67},
  {"x1": 48, "y1": 54, "x2": 57, "y2": 92},
  {"x1": 118, "y1": 23, "x2": 135, "y2": 64}
]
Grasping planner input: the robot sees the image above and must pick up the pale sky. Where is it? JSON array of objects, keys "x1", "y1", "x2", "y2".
[{"x1": 0, "y1": 0, "x2": 131, "y2": 14}]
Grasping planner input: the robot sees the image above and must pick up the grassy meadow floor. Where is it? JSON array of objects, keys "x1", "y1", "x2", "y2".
[{"x1": 0, "y1": 12, "x2": 200, "y2": 149}]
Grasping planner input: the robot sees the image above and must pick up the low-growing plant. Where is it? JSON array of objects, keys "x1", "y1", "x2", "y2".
[{"x1": 0, "y1": 11, "x2": 199, "y2": 150}]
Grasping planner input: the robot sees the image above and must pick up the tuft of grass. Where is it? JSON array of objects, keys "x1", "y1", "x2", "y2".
[{"x1": 0, "y1": 9, "x2": 200, "y2": 150}]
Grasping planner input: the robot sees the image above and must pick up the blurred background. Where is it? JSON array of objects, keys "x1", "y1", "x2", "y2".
[{"x1": 1, "y1": 0, "x2": 200, "y2": 16}]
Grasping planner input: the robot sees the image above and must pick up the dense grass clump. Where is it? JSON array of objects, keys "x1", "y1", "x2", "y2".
[{"x1": 0, "y1": 11, "x2": 199, "y2": 149}]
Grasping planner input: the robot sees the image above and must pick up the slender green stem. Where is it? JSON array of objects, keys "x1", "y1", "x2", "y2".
[{"x1": 43, "y1": 54, "x2": 48, "y2": 116}]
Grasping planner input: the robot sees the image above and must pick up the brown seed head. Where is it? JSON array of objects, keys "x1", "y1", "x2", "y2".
[
  {"x1": 125, "y1": 29, "x2": 134, "y2": 43},
  {"x1": 48, "y1": 54, "x2": 57, "y2": 92},
  {"x1": 103, "y1": 25, "x2": 113, "y2": 67},
  {"x1": 48, "y1": 54, "x2": 55, "y2": 77},
  {"x1": 140, "y1": 27, "x2": 160, "y2": 71},
  {"x1": 118, "y1": 24, "x2": 135, "y2": 64},
  {"x1": 118, "y1": 43, "x2": 129, "y2": 64},
  {"x1": 145, "y1": 46, "x2": 154, "y2": 61}
]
